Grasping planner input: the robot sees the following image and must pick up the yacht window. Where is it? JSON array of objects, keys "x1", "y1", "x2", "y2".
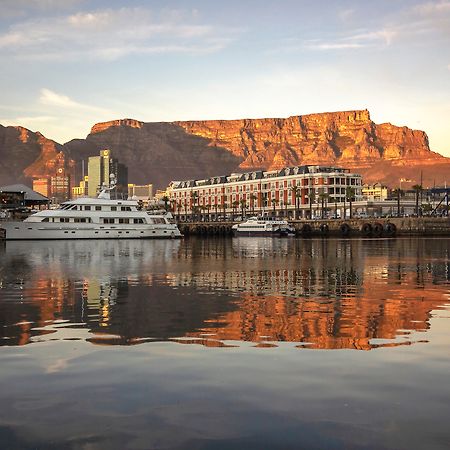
[
  {"x1": 95, "y1": 206, "x2": 102, "y2": 211},
  {"x1": 102, "y1": 218, "x2": 115, "y2": 224},
  {"x1": 111, "y1": 206, "x2": 117, "y2": 211},
  {"x1": 133, "y1": 218, "x2": 145, "y2": 224},
  {"x1": 85, "y1": 206, "x2": 91, "y2": 211},
  {"x1": 42, "y1": 218, "x2": 49, "y2": 222},
  {"x1": 119, "y1": 218, "x2": 129, "y2": 224},
  {"x1": 121, "y1": 206, "x2": 132, "y2": 211},
  {"x1": 60, "y1": 218, "x2": 70, "y2": 223},
  {"x1": 74, "y1": 218, "x2": 89, "y2": 223}
]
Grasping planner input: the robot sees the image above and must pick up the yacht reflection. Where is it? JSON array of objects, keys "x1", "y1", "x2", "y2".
[{"x1": 0, "y1": 238, "x2": 449, "y2": 349}]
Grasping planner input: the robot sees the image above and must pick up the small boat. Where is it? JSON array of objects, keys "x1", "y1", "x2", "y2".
[
  {"x1": 232, "y1": 217, "x2": 295, "y2": 237},
  {"x1": 0, "y1": 177, "x2": 182, "y2": 241}
]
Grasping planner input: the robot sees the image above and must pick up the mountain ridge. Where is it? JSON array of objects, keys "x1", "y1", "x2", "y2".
[{"x1": 1, "y1": 109, "x2": 448, "y2": 189}]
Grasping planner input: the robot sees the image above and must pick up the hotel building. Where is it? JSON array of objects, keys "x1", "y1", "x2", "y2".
[
  {"x1": 168, "y1": 165, "x2": 363, "y2": 220},
  {"x1": 87, "y1": 150, "x2": 128, "y2": 198}
]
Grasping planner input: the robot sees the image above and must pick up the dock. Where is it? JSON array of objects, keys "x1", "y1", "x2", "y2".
[{"x1": 177, "y1": 217, "x2": 450, "y2": 237}]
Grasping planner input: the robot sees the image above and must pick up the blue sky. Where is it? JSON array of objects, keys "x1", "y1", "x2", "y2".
[{"x1": 0, "y1": 0, "x2": 449, "y2": 155}]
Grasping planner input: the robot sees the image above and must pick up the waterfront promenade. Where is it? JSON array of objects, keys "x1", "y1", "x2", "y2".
[{"x1": 177, "y1": 216, "x2": 450, "y2": 237}]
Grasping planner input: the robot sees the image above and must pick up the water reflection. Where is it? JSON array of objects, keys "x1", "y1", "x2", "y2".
[{"x1": 0, "y1": 238, "x2": 449, "y2": 349}]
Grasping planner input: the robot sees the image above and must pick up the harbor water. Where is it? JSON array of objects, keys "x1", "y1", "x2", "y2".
[{"x1": 0, "y1": 237, "x2": 450, "y2": 449}]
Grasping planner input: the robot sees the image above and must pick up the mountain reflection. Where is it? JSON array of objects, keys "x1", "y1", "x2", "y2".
[{"x1": 0, "y1": 238, "x2": 449, "y2": 349}]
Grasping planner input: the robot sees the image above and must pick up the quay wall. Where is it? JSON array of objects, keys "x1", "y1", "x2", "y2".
[{"x1": 178, "y1": 217, "x2": 450, "y2": 237}]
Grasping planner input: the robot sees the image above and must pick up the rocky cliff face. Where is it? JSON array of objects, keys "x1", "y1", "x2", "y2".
[
  {"x1": 175, "y1": 110, "x2": 438, "y2": 169},
  {"x1": 1, "y1": 110, "x2": 448, "y2": 189},
  {"x1": 0, "y1": 125, "x2": 73, "y2": 186}
]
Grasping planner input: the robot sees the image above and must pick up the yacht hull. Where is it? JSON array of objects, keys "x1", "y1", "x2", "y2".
[
  {"x1": 0, "y1": 222, "x2": 182, "y2": 240},
  {"x1": 233, "y1": 229, "x2": 293, "y2": 237}
]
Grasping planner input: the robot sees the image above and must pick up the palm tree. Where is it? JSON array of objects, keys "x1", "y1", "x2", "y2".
[
  {"x1": 190, "y1": 191, "x2": 199, "y2": 221},
  {"x1": 239, "y1": 199, "x2": 247, "y2": 219},
  {"x1": 271, "y1": 198, "x2": 278, "y2": 216},
  {"x1": 290, "y1": 185, "x2": 300, "y2": 219},
  {"x1": 161, "y1": 195, "x2": 170, "y2": 212},
  {"x1": 412, "y1": 184, "x2": 422, "y2": 216},
  {"x1": 232, "y1": 200, "x2": 239, "y2": 220},
  {"x1": 222, "y1": 202, "x2": 227, "y2": 221},
  {"x1": 318, "y1": 190, "x2": 329, "y2": 219},
  {"x1": 393, "y1": 188, "x2": 403, "y2": 217},
  {"x1": 250, "y1": 194, "x2": 258, "y2": 216},
  {"x1": 308, "y1": 188, "x2": 315, "y2": 219},
  {"x1": 345, "y1": 187, "x2": 356, "y2": 219}
]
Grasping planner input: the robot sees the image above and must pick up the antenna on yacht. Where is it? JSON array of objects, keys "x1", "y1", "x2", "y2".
[{"x1": 97, "y1": 174, "x2": 117, "y2": 200}]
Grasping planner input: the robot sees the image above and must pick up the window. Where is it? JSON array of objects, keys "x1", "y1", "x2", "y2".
[
  {"x1": 85, "y1": 206, "x2": 91, "y2": 211},
  {"x1": 133, "y1": 218, "x2": 144, "y2": 224},
  {"x1": 60, "y1": 218, "x2": 70, "y2": 223},
  {"x1": 95, "y1": 206, "x2": 101, "y2": 211},
  {"x1": 111, "y1": 206, "x2": 117, "y2": 211},
  {"x1": 121, "y1": 206, "x2": 132, "y2": 211},
  {"x1": 74, "y1": 218, "x2": 88, "y2": 223},
  {"x1": 102, "y1": 218, "x2": 115, "y2": 224},
  {"x1": 119, "y1": 218, "x2": 129, "y2": 224}
]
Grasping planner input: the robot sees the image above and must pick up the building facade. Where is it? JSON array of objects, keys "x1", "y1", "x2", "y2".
[
  {"x1": 128, "y1": 184, "x2": 153, "y2": 204},
  {"x1": 87, "y1": 150, "x2": 128, "y2": 198},
  {"x1": 168, "y1": 165, "x2": 363, "y2": 220},
  {"x1": 362, "y1": 184, "x2": 388, "y2": 201}
]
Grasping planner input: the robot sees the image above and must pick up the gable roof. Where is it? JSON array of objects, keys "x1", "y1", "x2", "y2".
[{"x1": 0, "y1": 184, "x2": 49, "y2": 202}]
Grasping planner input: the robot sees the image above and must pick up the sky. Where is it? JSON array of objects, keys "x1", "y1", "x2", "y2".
[{"x1": 0, "y1": 0, "x2": 449, "y2": 155}]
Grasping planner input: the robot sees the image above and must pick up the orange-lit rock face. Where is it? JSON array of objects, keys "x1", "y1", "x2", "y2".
[
  {"x1": 1, "y1": 109, "x2": 448, "y2": 188},
  {"x1": 0, "y1": 124, "x2": 74, "y2": 185}
]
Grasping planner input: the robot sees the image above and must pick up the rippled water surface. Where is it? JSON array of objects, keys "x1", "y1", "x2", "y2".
[{"x1": 1, "y1": 237, "x2": 450, "y2": 449}]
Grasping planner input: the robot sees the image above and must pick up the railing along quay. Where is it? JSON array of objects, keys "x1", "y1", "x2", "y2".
[{"x1": 177, "y1": 217, "x2": 450, "y2": 237}]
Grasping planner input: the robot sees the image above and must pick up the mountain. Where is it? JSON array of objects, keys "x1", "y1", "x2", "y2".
[
  {"x1": 0, "y1": 124, "x2": 73, "y2": 186},
  {"x1": 1, "y1": 110, "x2": 449, "y2": 189}
]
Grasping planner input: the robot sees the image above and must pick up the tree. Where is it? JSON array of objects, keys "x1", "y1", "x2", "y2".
[
  {"x1": 318, "y1": 190, "x2": 329, "y2": 219},
  {"x1": 232, "y1": 200, "x2": 239, "y2": 220},
  {"x1": 250, "y1": 194, "x2": 258, "y2": 216},
  {"x1": 393, "y1": 188, "x2": 403, "y2": 217},
  {"x1": 345, "y1": 187, "x2": 356, "y2": 219},
  {"x1": 191, "y1": 191, "x2": 199, "y2": 221},
  {"x1": 412, "y1": 184, "x2": 423, "y2": 216},
  {"x1": 290, "y1": 185, "x2": 300, "y2": 219},
  {"x1": 308, "y1": 188, "x2": 316, "y2": 219},
  {"x1": 239, "y1": 199, "x2": 247, "y2": 219},
  {"x1": 271, "y1": 198, "x2": 278, "y2": 216},
  {"x1": 222, "y1": 202, "x2": 227, "y2": 221},
  {"x1": 161, "y1": 195, "x2": 170, "y2": 212}
]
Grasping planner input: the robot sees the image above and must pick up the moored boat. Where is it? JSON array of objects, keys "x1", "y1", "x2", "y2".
[
  {"x1": 0, "y1": 181, "x2": 182, "y2": 241},
  {"x1": 232, "y1": 217, "x2": 295, "y2": 237}
]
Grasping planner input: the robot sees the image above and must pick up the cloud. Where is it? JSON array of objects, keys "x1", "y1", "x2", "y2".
[
  {"x1": 413, "y1": 1, "x2": 450, "y2": 16},
  {"x1": 0, "y1": 7, "x2": 238, "y2": 61},
  {"x1": 39, "y1": 88, "x2": 116, "y2": 118},
  {"x1": 303, "y1": 27, "x2": 397, "y2": 52},
  {"x1": 339, "y1": 9, "x2": 355, "y2": 21}
]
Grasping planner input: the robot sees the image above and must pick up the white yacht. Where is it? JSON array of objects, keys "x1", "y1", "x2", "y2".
[
  {"x1": 0, "y1": 182, "x2": 182, "y2": 241},
  {"x1": 232, "y1": 217, "x2": 295, "y2": 237}
]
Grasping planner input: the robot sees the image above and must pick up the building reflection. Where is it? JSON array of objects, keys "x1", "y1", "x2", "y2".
[{"x1": 0, "y1": 238, "x2": 449, "y2": 349}]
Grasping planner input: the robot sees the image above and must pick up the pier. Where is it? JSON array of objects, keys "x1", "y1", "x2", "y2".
[{"x1": 177, "y1": 217, "x2": 450, "y2": 237}]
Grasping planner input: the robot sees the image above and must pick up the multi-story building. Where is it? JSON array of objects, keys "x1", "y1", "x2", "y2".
[
  {"x1": 362, "y1": 184, "x2": 388, "y2": 201},
  {"x1": 72, "y1": 176, "x2": 89, "y2": 198},
  {"x1": 128, "y1": 184, "x2": 153, "y2": 204},
  {"x1": 87, "y1": 150, "x2": 128, "y2": 198},
  {"x1": 32, "y1": 178, "x2": 51, "y2": 198},
  {"x1": 168, "y1": 165, "x2": 362, "y2": 220}
]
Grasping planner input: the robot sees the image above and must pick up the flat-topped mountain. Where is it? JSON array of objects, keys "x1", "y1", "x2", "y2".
[{"x1": 1, "y1": 110, "x2": 448, "y2": 189}]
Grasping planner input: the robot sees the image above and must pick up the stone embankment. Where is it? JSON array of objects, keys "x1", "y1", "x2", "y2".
[{"x1": 178, "y1": 217, "x2": 450, "y2": 237}]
